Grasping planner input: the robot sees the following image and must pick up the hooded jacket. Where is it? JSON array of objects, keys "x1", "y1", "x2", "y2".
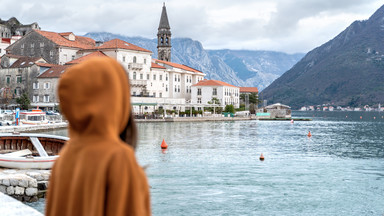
[{"x1": 46, "y1": 57, "x2": 151, "y2": 216}]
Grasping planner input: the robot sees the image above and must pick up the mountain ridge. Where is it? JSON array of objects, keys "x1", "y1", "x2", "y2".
[{"x1": 261, "y1": 4, "x2": 384, "y2": 109}]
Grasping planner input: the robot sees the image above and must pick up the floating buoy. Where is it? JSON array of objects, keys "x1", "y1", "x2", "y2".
[
  {"x1": 346, "y1": 115, "x2": 348, "y2": 118},
  {"x1": 374, "y1": 117, "x2": 376, "y2": 120},
  {"x1": 291, "y1": 119, "x2": 294, "y2": 124},
  {"x1": 360, "y1": 116, "x2": 362, "y2": 119},
  {"x1": 307, "y1": 131, "x2": 312, "y2": 137},
  {"x1": 161, "y1": 139, "x2": 168, "y2": 149},
  {"x1": 259, "y1": 153, "x2": 265, "y2": 161}
]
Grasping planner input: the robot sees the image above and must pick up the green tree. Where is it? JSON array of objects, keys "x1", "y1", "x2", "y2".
[
  {"x1": 16, "y1": 93, "x2": 31, "y2": 110},
  {"x1": 207, "y1": 97, "x2": 223, "y2": 113},
  {"x1": 224, "y1": 104, "x2": 235, "y2": 113}
]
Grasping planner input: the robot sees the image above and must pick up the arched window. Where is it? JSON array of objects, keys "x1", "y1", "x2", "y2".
[
  {"x1": 161, "y1": 37, "x2": 164, "y2": 45},
  {"x1": 166, "y1": 37, "x2": 169, "y2": 45},
  {"x1": 133, "y1": 56, "x2": 137, "y2": 63}
]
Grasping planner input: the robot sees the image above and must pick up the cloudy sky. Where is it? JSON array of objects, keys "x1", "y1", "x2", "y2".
[{"x1": 1, "y1": 0, "x2": 382, "y2": 53}]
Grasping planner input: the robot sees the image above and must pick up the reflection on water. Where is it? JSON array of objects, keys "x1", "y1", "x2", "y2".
[{"x1": 33, "y1": 111, "x2": 384, "y2": 215}]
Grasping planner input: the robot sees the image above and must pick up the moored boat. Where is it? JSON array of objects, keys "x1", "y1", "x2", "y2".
[
  {"x1": 0, "y1": 133, "x2": 68, "y2": 169},
  {"x1": 19, "y1": 109, "x2": 49, "y2": 125}
]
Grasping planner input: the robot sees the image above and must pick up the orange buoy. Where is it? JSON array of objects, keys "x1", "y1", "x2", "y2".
[
  {"x1": 307, "y1": 131, "x2": 312, "y2": 137},
  {"x1": 161, "y1": 139, "x2": 168, "y2": 149},
  {"x1": 259, "y1": 153, "x2": 265, "y2": 161}
]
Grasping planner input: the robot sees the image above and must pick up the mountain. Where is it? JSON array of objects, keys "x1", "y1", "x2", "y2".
[
  {"x1": 261, "y1": 5, "x2": 384, "y2": 109},
  {"x1": 84, "y1": 32, "x2": 304, "y2": 90}
]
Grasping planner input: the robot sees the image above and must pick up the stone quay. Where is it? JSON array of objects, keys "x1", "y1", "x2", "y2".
[{"x1": 0, "y1": 169, "x2": 50, "y2": 202}]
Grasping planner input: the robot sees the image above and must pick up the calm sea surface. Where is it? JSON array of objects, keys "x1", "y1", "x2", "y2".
[{"x1": 27, "y1": 111, "x2": 384, "y2": 215}]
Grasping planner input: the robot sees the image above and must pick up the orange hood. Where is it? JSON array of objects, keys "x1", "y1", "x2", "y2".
[{"x1": 58, "y1": 57, "x2": 130, "y2": 140}]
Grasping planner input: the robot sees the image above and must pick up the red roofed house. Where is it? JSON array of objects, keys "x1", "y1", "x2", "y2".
[
  {"x1": 192, "y1": 79, "x2": 240, "y2": 109},
  {"x1": 6, "y1": 30, "x2": 95, "y2": 65}
]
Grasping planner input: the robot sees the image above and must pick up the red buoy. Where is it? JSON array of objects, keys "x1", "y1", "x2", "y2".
[
  {"x1": 161, "y1": 139, "x2": 168, "y2": 149},
  {"x1": 307, "y1": 131, "x2": 312, "y2": 138},
  {"x1": 259, "y1": 153, "x2": 265, "y2": 161}
]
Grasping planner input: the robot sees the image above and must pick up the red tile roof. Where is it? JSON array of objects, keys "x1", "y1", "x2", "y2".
[
  {"x1": 38, "y1": 65, "x2": 71, "y2": 78},
  {"x1": 97, "y1": 39, "x2": 151, "y2": 53},
  {"x1": 151, "y1": 62, "x2": 166, "y2": 69},
  {"x1": 239, "y1": 87, "x2": 258, "y2": 93},
  {"x1": 154, "y1": 59, "x2": 203, "y2": 74},
  {"x1": 35, "y1": 30, "x2": 95, "y2": 49},
  {"x1": 65, "y1": 51, "x2": 107, "y2": 65},
  {"x1": 10, "y1": 57, "x2": 45, "y2": 68},
  {"x1": 193, "y1": 79, "x2": 237, "y2": 87},
  {"x1": 36, "y1": 62, "x2": 56, "y2": 68}
]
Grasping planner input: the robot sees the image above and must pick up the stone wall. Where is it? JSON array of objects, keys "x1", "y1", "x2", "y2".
[
  {"x1": 7, "y1": 31, "x2": 59, "y2": 64},
  {"x1": 0, "y1": 169, "x2": 50, "y2": 202}
]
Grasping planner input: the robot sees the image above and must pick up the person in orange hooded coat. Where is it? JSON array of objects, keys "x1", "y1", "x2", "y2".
[{"x1": 46, "y1": 57, "x2": 151, "y2": 216}]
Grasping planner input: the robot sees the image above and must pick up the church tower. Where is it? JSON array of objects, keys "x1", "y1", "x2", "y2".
[{"x1": 157, "y1": 3, "x2": 171, "y2": 62}]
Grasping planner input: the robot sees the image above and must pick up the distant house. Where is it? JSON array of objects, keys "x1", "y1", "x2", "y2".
[
  {"x1": 191, "y1": 79, "x2": 240, "y2": 108},
  {"x1": 265, "y1": 103, "x2": 291, "y2": 118},
  {"x1": 6, "y1": 30, "x2": 95, "y2": 65},
  {"x1": 0, "y1": 55, "x2": 47, "y2": 105},
  {"x1": 239, "y1": 87, "x2": 258, "y2": 94},
  {"x1": 0, "y1": 17, "x2": 40, "y2": 38},
  {"x1": 33, "y1": 64, "x2": 71, "y2": 110}
]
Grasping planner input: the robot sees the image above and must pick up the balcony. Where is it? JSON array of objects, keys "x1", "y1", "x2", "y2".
[
  {"x1": 130, "y1": 80, "x2": 147, "y2": 87},
  {"x1": 129, "y1": 63, "x2": 143, "y2": 70}
]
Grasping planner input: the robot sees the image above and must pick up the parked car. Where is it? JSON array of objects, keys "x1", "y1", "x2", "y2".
[
  {"x1": 2, "y1": 110, "x2": 13, "y2": 115},
  {"x1": 45, "y1": 111, "x2": 60, "y2": 115}
]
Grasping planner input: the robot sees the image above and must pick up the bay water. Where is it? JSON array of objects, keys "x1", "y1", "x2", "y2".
[{"x1": 27, "y1": 111, "x2": 384, "y2": 215}]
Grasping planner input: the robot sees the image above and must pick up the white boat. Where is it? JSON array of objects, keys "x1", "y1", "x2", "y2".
[
  {"x1": 19, "y1": 109, "x2": 49, "y2": 125},
  {"x1": 0, "y1": 133, "x2": 68, "y2": 169}
]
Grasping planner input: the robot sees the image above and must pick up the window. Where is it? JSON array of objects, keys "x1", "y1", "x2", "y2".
[
  {"x1": 174, "y1": 86, "x2": 177, "y2": 92},
  {"x1": 175, "y1": 76, "x2": 177, "y2": 82},
  {"x1": 160, "y1": 75, "x2": 162, "y2": 80},
  {"x1": 72, "y1": 55, "x2": 75, "y2": 60},
  {"x1": 133, "y1": 92, "x2": 136, "y2": 96},
  {"x1": 178, "y1": 86, "x2": 180, "y2": 92},
  {"x1": 197, "y1": 88, "x2": 202, "y2": 95},
  {"x1": 33, "y1": 95, "x2": 39, "y2": 102},
  {"x1": 140, "y1": 74, "x2": 143, "y2": 80},
  {"x1": 33, "y1": 82, "x2": 39, "y2": 89},
  {"x1": 133, "y1": 56, "x2": 137, "y2": 63},
  {"x1": 40, "y1": 42, "x2": 44, "y2": 48},
  {"x1": 50, "y1": 51, "x2": 54, "y2": 58},
  {"x1": 16, "y1": 76, "x2": 22, "y2": 83},
  {"x1": 31, "y1": 43, "x2": 34, "y2": 48},
  {"x1": 213, "y1": 88, "x2": 217, "y2": 96},
  {"x1": 166, "y1": 85, "x2": 168, "y2": 92},
  {"x1": 6, "y1": 75, "x2": 11, "y2": 84},
  {"x1": 123, "y1": 56, "x2": 126, "y2": 62},
  {"x1": 144, "y1": 59, "x2": 147, "y2": 64},
  {"x1": 15, "y1": 87, "x2": 21, "y2": 96},
  {"x1": 21, "y1": 44, "x2": 24, "y2": 49},
  {"x1": 166, "y1": 74, "x2": 168, "y2": 81},
  {"x1": 44, "y1": 82, "x2": 50, "y2": 89},
  {"x1": 153, "y1": 93, "x2": 156, "y2": 97},
  {"x1": 197, "y1": 98, "x2": 201, "y2": 104},
  {"x1": 178, "y1": 76, "x2": 180, "y2": 82},
  {"x1": 153, "y1": 75, "x2": 156, "y2": 80},
  {"x1": 44, "y1": 95, "x2": 50, "y2": 102},
  {"x1": 147, "y1": 74, "x2": 150, "y2": 80},
  {"x1": 133, "y1": 72, "x2": 136, "y2": 80},
  {"x1": 159, "y1": 93, "x2": 162, "y2": 98}
]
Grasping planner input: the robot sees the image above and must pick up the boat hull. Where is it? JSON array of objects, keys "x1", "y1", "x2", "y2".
[{"x1": 0, "y1": 133, "x2": 68, "y2": 169}]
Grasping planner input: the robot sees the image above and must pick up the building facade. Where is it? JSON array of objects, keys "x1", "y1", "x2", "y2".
[{"x1": 191, "y1": 80, "x2": 240, "y2": 109}]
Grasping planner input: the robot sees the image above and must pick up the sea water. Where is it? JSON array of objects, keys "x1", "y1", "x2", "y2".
[{"x1": 27, "y1": 111, "x2": 384, "y2": 215}]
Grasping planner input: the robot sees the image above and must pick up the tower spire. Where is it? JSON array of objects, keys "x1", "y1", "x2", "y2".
[{"x1": 157, "y1": 3, "x2": 171, "y2": 61}]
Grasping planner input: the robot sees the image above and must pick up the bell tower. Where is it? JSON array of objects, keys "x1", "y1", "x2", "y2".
[{"x1": 157, "y1": 3, "x2": 171, "y2": 62}]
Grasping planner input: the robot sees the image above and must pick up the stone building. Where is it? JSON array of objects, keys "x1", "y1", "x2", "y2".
[
  {"x1": 6, "y1": 30, "x2": 95, "y2": 65},
  {"x1": 0, "y1": 17, "x2": 40, "y2": 38},
  {"x1": 0, "y1": 55, "x2": 47, "y2": 108}
]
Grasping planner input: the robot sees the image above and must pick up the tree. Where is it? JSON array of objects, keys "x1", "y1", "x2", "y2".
[
  {"x1": 16, "y1": 93, "x2": 31, "y2": 110},
  {"x1": 207, "y1": 97, "x2": 223, "y2": 113},
  {"x1": 224, "y1": 104, "x2": 235, "y2": 114}
]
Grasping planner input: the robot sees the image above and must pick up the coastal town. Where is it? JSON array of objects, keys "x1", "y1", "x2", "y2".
[{"x1": 0, "y1": 4, "x2": 263, "y2": 122}]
